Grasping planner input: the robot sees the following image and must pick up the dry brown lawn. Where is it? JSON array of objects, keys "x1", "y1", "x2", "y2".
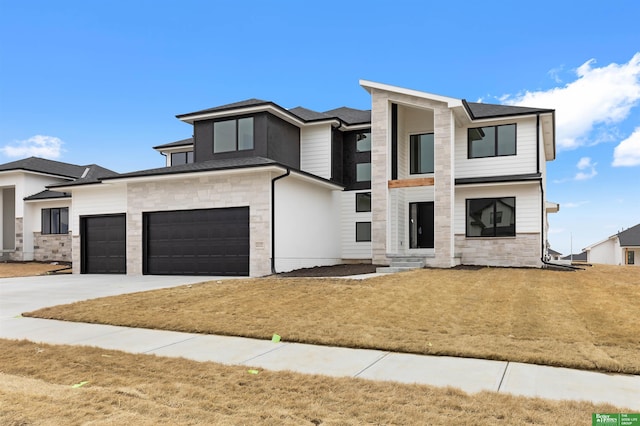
[
  {"x1": 26, "y1": 264, "x2": 640, "y2": 374},
  {"x1": 0, "y1": 261, "x2": 70, "y2": 278},
  {"x1": 0, "y1": 339, "x2": 628, "y2": 425}
]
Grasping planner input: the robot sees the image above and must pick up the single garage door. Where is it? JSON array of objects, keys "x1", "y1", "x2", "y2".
[
  {"x1": 143, "y1": 207, "x2": 249, "y2": 276},
  {"x1": 81, "y1": 214, "x2": 126, "y2": 274}
]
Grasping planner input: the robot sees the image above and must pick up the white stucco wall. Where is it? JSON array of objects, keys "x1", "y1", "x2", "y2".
[
  {"x1": 274, "y1": 174, "x2": 341, "y2": 272},
  {"x1": 588, "y1": 238, "x2": 620, "y2": 265}
]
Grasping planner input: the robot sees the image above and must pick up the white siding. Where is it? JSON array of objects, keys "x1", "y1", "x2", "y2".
[
  {"x1": 275, "y1": 176, "x2": 341, "y2": 271},
  {"x1": 25, "y1": 199, "x2": 72, "y2": 233},
  {"x1": 340, "y1": 190, "x2": 372, "y2": 259},
  {"x1": 396, "y1": 105, "x2": 435, "y2": 180},
  {"x1": 454, "y1": 183, "x2": 541, "y2": 234},
  {"x1": 455, "y1": 116, "x2": 538, "y2": 179},
  {"x1": 70, "y1": 183, "x2": 127, "y2": 232},
  {"x1": 588, "y1": 238, "x2": 619, "y2": 265},
  {"x1": 300, "y1": 124, "x2": 332, "y2": 179}
]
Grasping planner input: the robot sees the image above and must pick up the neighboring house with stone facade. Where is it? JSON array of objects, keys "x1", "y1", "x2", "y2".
[
  {"x1": 583, "y1": 223, "x2": 640, "y2": 266},
  {"x1": 0, "y1": 80, "x2": 558, "y2": 276}
]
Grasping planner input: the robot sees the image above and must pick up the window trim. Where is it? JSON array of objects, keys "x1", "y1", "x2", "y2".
[
  {"x1": 42, "y1": 207, "x2": 69, "y2": 235},
  {"x1": 409, "y1": 132, "x2": 435, "y2": 175},
  {"x1": 170, "y1": 151, "x2": 194, "y2": 166},
  {"x1": 213, "y1": 116, "x2": 254, "y2": 154},
  {"x1": 467, "y1": 123, "x2": 517, "y2": 159},
  {"x1": 355, "y1": 221, "x2": 372, "y2": 242},
  {"x1": 465, "y1": 197, "x2": 516, "y2": 238}
]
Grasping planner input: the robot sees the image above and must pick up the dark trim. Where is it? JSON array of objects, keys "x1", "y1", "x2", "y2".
[
  {"x1": 355, "y1": 221, "x2": 372, "y2": 242},
  {"x1": 465, "y1": 197, "x2": 516, "y2": 238},
  {"x1": 0, "y1": 167, "x2": 78, "y2": 180},
  {"x1": 391, "y1": 103, "x2": 398, "y2": 180},
  {"x1": 455, "y1": 173, "x2": 541, "y2": 186},
  {"x1": 212, "y1": 115, "x2": 255, "y2": 154},
  {"x1": 462, "y1": 99, "x2": 555, "y2": 120},
  {"x1": 355, "y1": 192, "x2": 372, "y2": 212},
  {"x1": 271, "y1": 168, "x2": 290, "y2": 274},
  {"x1": 461, "y1": 99, "x2": 474, "y2": 119}
]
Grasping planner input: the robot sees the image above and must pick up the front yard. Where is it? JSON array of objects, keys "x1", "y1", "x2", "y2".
[{"x1": 25, "y1": 264, "x2": 640, "y2": 374}]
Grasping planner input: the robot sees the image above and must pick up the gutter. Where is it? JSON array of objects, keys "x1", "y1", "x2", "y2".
[{"x1": 271, "y1": 167, "x2": 291, "y2": 274}]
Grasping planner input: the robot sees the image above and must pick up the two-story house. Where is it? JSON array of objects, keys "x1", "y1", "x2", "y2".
[{"x1": 0, "y1": 80, "x2": 557, "y2": 276}]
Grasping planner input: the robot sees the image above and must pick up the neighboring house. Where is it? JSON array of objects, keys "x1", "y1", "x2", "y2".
[
  {"x1": 583, "y1": 223, "x2": 640, "y2": 266},
  {"x1": 561, "y1": 252, "x2": 588, "y2": 262},
  {"x1": 547, "y1": 248, "x2": 562, "y2": 261},
  {"x1": 0, "y1": 80, "x2": 558, "y2": 276},
  {"x1": 0, "y1": 157, "x2": 117, "y2": 262}
]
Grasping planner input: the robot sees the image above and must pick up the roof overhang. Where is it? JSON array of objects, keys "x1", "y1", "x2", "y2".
[
  {"x1": 540, "y1": 112, "x2": 556, "y2": 161},
  {"x1": 359, "y1": 80, "x2": 464, "y2": 108},
  {"x1": 0, "y1": 169, "x2": 76, "y2": 181},
  {"x1": 545, "y1": 201, "x2": 560, "y2": 213}
]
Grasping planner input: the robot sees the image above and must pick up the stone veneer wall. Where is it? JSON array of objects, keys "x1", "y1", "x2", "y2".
[
  {"x1": 454, "y1": 234, "x2": 541, "y2": 267},
  {"x1": 8, "y1": 217, "x2": 23, "y2": 261},
  {"x1": 125, "y1": 172, "x2": 273, "y2": 277},
  {"x1": 33, "y1": 232, "x2": 72, "y2": 262},
  {"x1": 370, "y1": 88, "x2": 455, "y2": 267}
]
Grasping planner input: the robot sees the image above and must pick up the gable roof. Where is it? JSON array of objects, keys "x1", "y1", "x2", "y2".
[
  {"x1": 176, "y1": 98, "x2": 273, "y2": 119},
  {"x1": 618, "y1": 223, "x2": 640, "y2": 246},
  {"x1": 561, "y1": 252, "x2": 588, "y2": 261},
  {"x1": 288, "y1": 106, "x2": 332, "y2": 122},
  {"x1": 463, "y1": 101, "x2": 555, "y2": 119},
  {"x1": 0, "y1": 157, "x2": 88, "y2": 179},
  {"x1": 323, "y1": 107, "x2": 371, "y2": 125}
]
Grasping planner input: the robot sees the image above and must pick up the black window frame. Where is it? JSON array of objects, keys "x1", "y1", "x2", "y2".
[
  {"x1": 42, "y1": 207, "x2": 69, "y2": 235},
  {"x1": 213, "y1": 116, "x2": 254, "y2": 154},
  {"x1": 465, "y1": 197, "x2": 516, "y2": 238},
  {"x1": 409, "y1": 132, "x2": 435, "y2": 175},
  {"x1": 628, "y1": 250, "x2": 635, "y2": 265},
  {"x1": 468, "y1": 123, "x2": 517, "y2": 159},
  {"x1": 355, "y1": 221, "x2": 372, "y2": 242},
  {"x1": 355, "y1": 192, "x2": 371, "y2": 212},
  {"x1": 170, "y1": 151, "x2": 194, "y2": 166}
]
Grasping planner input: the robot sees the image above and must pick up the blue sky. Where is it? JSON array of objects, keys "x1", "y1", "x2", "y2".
[{"x1": 1, "y1": 0, "x2": 639, "y2": 255}]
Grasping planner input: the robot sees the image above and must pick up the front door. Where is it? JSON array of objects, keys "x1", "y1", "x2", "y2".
[{"x1": 409, "y1": 202, "x2": 434, "y2": 249}]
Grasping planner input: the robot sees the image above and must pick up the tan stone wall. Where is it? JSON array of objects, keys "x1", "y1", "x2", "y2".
[
  {"x1": 454, "y1": 234, "x2": 541, "y2": 267},
  {"x1": 370, "y1": 88, "x2": 390, "y2": 265},
  {"x1": 126, "y1": 172, "x2": 273, "y2": 277},
  {"x1": 8, "y1": 218, "x2": 23, "y2": 261},
  {"x1": 33, "y1": 232, "x2": 72, "y2": 262}
]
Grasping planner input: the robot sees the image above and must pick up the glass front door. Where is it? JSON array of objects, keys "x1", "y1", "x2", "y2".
[{"x1": 409, "y1": 202, "x2": 434, "y2": 249}]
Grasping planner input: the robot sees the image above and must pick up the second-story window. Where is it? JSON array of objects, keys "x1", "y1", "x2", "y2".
[
  {"x1": 171, "y1": 151, "x2": 194, "y2": 166},
  {"x1": 213, "y1": 117, "x2": 254, "y2": 153},
  {"x1": 410, "y1": 133, "x2": 434, "y2": 174},
  {"x1": 468, "y1": 124, "x2": 516, "y2": 158}
]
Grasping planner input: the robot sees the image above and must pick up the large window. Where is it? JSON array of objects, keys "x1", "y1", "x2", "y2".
[
  {"x1": 466, "y1": 197, "x2": 515, "y2": 237},
  {"x1": 468, "y1": 124, "x2": 516, "y2": 158},
  {"x1": 42, "y1": 207, "x2": 69, "y2": 235},
  {"x1": 356, "y1": 222, "x2": 371, "y2": 242},
  {"x1": 213, "y1": 117, "x2": 254, "y2": 153},
  {"x1": 355, "y1": 192, "x2": 371, "y2": 212},
  {"x1": 410, "y1": 133, "x2": 434, "y2": 174},
  {"x1": 356, "y1": 132, "x2": 371, "y2": 152},
  {"x1": 171, "y1": 151, "x2": 194, "y2": 166}
]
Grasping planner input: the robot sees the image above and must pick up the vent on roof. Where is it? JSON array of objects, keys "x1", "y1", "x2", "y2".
[{"x1": 81, "y1": 167, "x2": 90, "y2": 178}]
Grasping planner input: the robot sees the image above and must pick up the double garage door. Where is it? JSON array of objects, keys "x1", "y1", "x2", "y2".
[{"x1": 81, "y1": 207, "x2": 249, "y2": 276}]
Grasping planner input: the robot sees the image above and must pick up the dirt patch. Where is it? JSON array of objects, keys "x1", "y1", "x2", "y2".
[
  {"x1": 278, "y1": 263, "x2": 381, "y2": 277},
  {"x1": 0, "y1": 261, "x2": 72, "y2": 278}
]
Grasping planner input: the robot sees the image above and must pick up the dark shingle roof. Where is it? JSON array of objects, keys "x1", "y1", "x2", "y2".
[
  {"x1": 618, "y1": 223, "x2": 640, "y2": 246},
  {"x1": 322, "y1": 107, "x2": 371, "y2": 125},
  {"x1": 561, "y1": 252, "x2": 588, "y2": 261},
  {"x1": 153, "y1": 137, "x2": 194, "y2": 150},
  {"x1": 288, "y1": 107, "x2": 332, "y2": 121},
  {"x1": 24, "y1": 190, "x2": 71, "y2": 201},
  {"x1": 102, "y1": 157, "x2": 279, "y2": 180},
  {"x1": 548, "y1": 248, "x2": 562, "y2": 256},
  {"x1": 176, "y1": 99, "x2": 272, "y2": 118},
  {"x1": 464, "y1": 101, "x2": 554, "y2": 119},
  {"x1": 0, "y1": 157, "x2": 87, "y2": 179},
  {"x1": 47, "y1": 164, "x2": 120, "y2": 188}
]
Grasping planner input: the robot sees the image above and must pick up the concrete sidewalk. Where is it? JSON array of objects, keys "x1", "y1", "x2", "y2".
[{"x1": 1, "y1": 274, "x2": 638, "y2": 411}]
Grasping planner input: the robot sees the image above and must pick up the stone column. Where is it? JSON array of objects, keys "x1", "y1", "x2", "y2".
[
  {"x1": 433, "y1": 108, "x2": 455, "y2": 267},
  {"x1": 370, "y1": 89, "x2": 390, "y2": 266}
]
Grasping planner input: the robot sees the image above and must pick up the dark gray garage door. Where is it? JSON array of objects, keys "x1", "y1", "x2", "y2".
[
  {"x1": 81, "y1": 214, "x2": 126, "y2": 274},
  {"x1": 143, "y1": 207, "x2": 249, "y2": 276}
]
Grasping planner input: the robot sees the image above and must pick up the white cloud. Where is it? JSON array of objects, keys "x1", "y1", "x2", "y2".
[
  {"x1": 563, "y1": 201, "x2": 590, "y2": 208},
  {"x1": 612, "y1": 127, "x2": 640, "y2": 166},
  {"x1": 0, "y1": 135, "x2": 64, "y2": 159},
  {"x1": 501, "y1": 53, "x2": 640, "y2": 150},
  {"x1": 571, "y1": 157, "x2": 597, "y2": 181},
  {"x1": 576, "y1": 157, "x2": 593, "y2": 170}
]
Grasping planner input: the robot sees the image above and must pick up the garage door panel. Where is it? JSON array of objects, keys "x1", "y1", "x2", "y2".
[
  {"x1": 144, "y1": 207, "x2": 249, "y2": 276},
  {"x1": 82, "y1": 214, "x2": 126, "y2": 274}
]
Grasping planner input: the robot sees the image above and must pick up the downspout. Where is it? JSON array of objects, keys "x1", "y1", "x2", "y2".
[{"x1": 271, "y1": 167, "x2": 290, "y2": 274}]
